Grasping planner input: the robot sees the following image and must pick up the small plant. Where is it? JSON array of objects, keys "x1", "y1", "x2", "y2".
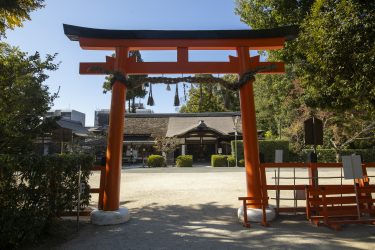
[
  {"x1": 211, "y1": 155, "x2": 227, "y2": 167},
  {"x1": 239, "y1": 159, "x2": 245, "y2": 167},
  {"x1": 176, "y1": 155, "x2": 193, "y2": 167},
  {"x1": 227, "y1": 156, "x2": 236, "y2": 167},
  {"x1": 147, "y1": 155, "x2": 166, "y2": 168}
]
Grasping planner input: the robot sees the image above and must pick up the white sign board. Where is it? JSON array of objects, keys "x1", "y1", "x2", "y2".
[
  {"x1": 342, "y1": 155, "x2": 363, "y2": 179},
  {"x1": 275, "y1": 150, "x2": 283, "y2": 163}
]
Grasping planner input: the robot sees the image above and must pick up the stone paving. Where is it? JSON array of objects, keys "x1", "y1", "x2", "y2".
[{"x1": 57, "y1": 166, "x2": 375, "y2": 250}]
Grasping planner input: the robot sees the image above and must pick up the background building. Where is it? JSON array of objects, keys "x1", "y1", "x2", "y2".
[{"x1": 47, "y1": 109, "x2": 86, "y2": 127}]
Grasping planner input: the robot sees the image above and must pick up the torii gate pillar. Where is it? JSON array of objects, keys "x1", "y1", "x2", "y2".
[
  {"x1": 237, "y1": 47, "x2": 275, "y2": 221},
  {"x1": 91, "y1": 47, "x2": 131, "y2": 225}
]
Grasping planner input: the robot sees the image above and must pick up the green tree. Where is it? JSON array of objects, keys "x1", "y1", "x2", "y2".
[
  {"x1": 236, "y1": 0, "x2": 375, "y2": 114},
  {"x1": 0, "y1": 0, "x2": 45, "y2": 37},
  {"x1": 0, "y1": 42, "x2": 58, "y2": 154},
  {"x1": 103, "y1": 51, "x2": 148, "y2": 113},
  {"x1": 180, "y1": 74, "x2": 240, "y2": 113},
  {"x1": 236, "y1": 0, "x2": 375, "y2": 154},
  {"x1": 297, "y1": 1, "x2": 375, "y2": 113}
]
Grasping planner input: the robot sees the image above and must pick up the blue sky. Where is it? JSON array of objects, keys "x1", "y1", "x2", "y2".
[{"x1": 5, "y1": 0, "x2": 250, "y2": 126}]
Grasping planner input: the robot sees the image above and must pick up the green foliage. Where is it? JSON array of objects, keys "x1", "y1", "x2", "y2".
[
  {"x1": 231, "y1": 140, "x2": 290, "y2": 163},
  {"x1": 103, "y1": 51, "x2": 148, "y2": 113},
  {"x1": 0, "y1": 154, "x2": 93, "y2": 249},
  {"x1": 153, "y1": 137, "x2": 180, "y2": 154},
  {"x1": 176, "y1": 155, "x2": 193, "y2": 167},
  {"x1": 227, "y1": 155, "x2": 236, "y2": 167},
  {"x1": 259, "y1": 140, "x2": 290, "y2": 162},
  {"x1": 179, "y1": 74, "x2": 240, "y2": 113},
  {"x1": 253, "y1": 72, "x2": 301, "y2": 137},
  {"x1": 211, "y1": 154, "x2": 228, "y2": 167},
  {"x1": 0, "y1": 42, "x2": 58, "y2": 155},
  {"x1": 231, "y1": 140, "x2": 244, "y2": 160},
  {"x1": 235, "y1": 0, "x2": 313, "y2": 29},
  {"x1": 297, "y1": 1, "x2": 375, "y2": 113},
  {"x1": 295, "y1": 149, "x2": 375, "y2": 163},
  {"x1": 0, "y1": 0, "x2": 45, "y2": 37},
  {"x1": 147, "y1": 154, "x2": 166, "y2": 168},
  {"x1": 236, "y1": 0, "x2": 375, "y2": 115},
  {"x1": 235, "y1": 0, "x2": 375, "y2": 152},
  {"x1": 239, "y1": 159, "x2": 245, "y2": 167}
]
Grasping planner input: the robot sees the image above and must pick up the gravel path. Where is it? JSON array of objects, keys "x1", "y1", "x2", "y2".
[{"x1": 57, "y1": 166, "x2": 375, "y2": 250}]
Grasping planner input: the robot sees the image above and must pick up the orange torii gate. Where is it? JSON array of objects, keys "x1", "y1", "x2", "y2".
[{"x1": 64, "y1": 24, "x2": 298, "y2": 224}]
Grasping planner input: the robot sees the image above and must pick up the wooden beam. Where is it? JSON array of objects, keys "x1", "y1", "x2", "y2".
[
  {"x1": 79, "y1": 37, "x2": 285, "y2": 51},
  {"x1": 79, "y1": 60, "x2": 284, "y2": 75}
]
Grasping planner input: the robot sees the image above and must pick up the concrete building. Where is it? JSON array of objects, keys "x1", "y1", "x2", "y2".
[
  {"x1": 47, "y1": 109, "x2": 86, "y2": 127},
  {"x1": 94, "y1": 104, "x2": 153, "y2": 128}
]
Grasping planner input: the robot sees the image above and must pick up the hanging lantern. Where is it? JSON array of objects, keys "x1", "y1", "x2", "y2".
[
  {"x1": 166, "y1": 83, "x2": 171, "y2": 91},
  {"x1": 174, "y1": 83, "x2": 180, "y2": 106},
  {"x1": 216, "y1": 84, "x2": 221, "y2": 91},
  {"x1": 147, "y1": 83, "x2": 155, "y2": 106}
]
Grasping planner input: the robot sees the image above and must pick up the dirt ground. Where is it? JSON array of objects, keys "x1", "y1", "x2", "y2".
[{"x1": 55, "y1": 166, "x2": 375, "y2": 250}]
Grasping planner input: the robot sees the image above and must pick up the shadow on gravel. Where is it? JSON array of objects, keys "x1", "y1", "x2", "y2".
[{"x1": 58, "y1": 203, "x2": 375, "y2": 250}]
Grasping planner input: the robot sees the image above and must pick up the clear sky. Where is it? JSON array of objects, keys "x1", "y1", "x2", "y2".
[{"x1": 5, "y1": 0, "x2": 250, "y2": 126}]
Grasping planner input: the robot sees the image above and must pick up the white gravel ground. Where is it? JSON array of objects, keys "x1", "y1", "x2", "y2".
[{"x1": 57, "y1": 166, "x2": 375, "y2": 250}]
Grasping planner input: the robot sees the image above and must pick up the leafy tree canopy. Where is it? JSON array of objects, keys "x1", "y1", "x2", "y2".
[
  {"x1": 236, "y1": 0, "x2": 375, "y2": 114},
  {"x1": 179, "y1": 75, "x2": 240, "y2": 113},
  {"x1": 0, "y1": 42, "x2": 58, "y2": 154},
  {"x1": 0, "y1": 0, "x2": 45, "y2": 37}
]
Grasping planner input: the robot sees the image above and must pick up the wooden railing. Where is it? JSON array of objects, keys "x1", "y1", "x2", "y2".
[{"x1": 260, "y1": 162, "x2": 375, "y2": 214}]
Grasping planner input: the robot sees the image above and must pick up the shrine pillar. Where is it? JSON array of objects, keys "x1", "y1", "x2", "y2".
[
  {"x1": 237, "y1": 47, "x2": 275, "y2": 222},
  {"x1": 91, "y1": 47, "x2": 130, "y2": 225},
  {"x1": 237, "y1": 47, "x2": 262, "y2": 208}
]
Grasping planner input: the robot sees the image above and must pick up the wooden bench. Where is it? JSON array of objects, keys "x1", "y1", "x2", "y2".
[
  {"x1": 305, "y1": 185, "x2": 375, "y2": 230},
  {"x1": 238, "y1": 196, "x2": 269, "y2": 228}
]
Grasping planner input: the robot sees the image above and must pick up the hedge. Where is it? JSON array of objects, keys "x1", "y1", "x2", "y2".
[
  {"x1": 227, "y1": 156, "x2": 236, "y2": 167},
  {"x1": 292, "y1": 149, "x2": 375, "y2": 163},
  {"x1": 239, "y1": 159, "x2": 245, "y2": 167},
  {"x1": 230, "y1": 140, "x2": 244, "y2": 161},
  {"x1": 231, "y1": 140, "x2": 289, "y2": 163},
  {"x1": 176, "y1": 155, "x2": 193, "y2": 167},
  {"x1": 147, "y1": 154, "x2": 166, "y2": 167},
  {"x1": 211, "y1": 155, "x2": 228, "y2": 167},
  {"x1": 0, "y1": 154, "x2": 93, "y2": 249}
]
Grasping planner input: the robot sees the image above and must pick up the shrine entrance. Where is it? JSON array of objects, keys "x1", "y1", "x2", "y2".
[{"x1": 64, "y1": 24, "x2": 298, "y2": 224}]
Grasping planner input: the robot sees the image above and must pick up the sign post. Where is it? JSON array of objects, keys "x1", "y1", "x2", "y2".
[{"x1": 342, "y1": 154, "x2": 363, "y2": 219}]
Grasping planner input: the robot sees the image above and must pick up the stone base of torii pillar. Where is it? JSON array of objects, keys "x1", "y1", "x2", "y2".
[
  {"x1": 237, "y1": 205, "x2": 276, "y2": 223},
  {"x1": 91, "y1": 207, "x2": 130, "y2": 225}
]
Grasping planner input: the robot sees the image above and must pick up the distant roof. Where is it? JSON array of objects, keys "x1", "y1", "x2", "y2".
[
  {"x1": 63, "y1": 24, "x2": 298, "y2": 41},
  {"x1": 126, "y1": 112, "x2": 241, "y2": 118},
  {"x1": 56, "y1": 119, "x2": 89, "y2": 137},
  {"x1": 166, "y1": 116, "x2": 240, "y2": 137},
  {"x1": 120, "y1": 112, "x2": 241, "y2": 137}
]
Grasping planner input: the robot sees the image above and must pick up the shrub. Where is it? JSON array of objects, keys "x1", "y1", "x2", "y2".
[
  {"x1": 211, "y1": 155, "x2": 227, "y2": 167},
  {"x1": 0, "y1": 153, "x2": 93, "y2": 249},
  {"x1": 231, "y1": 140, "x2": 244, "y2": 160},
  {"x1": 259, "y1": 140, "x2": 289, "y2": 162},
  {"x1": 147, "y1": 155, "x2": 166, "y2": 167},
  {"x1": 227, "y1": 155, "x2": 236, "y2": 167},
  {"x1": 239, "y1": 159, "x2": 245, "y2": 167},
  {"x1": 300, "y1": 149, "x2": 375, "y2": 163},
  {"x1": 231, "y1": 140, "x2": 290, "y2": 163},
  {"x1": 176, "y1": 155, "x2": 193, "y2": 167}
]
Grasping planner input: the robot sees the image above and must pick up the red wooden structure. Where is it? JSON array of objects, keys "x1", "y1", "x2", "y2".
[{"x1": 64, "y1": 24, "x2": 298, "y2": 212}]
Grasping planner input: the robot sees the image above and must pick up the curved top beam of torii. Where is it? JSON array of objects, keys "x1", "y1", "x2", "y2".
[
  {"x1": 63, "y1": 24, "x2": 298, "y2": 75},
  {"x1": 63, "y1": 24, "x2": 298, "y2": 50}
]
